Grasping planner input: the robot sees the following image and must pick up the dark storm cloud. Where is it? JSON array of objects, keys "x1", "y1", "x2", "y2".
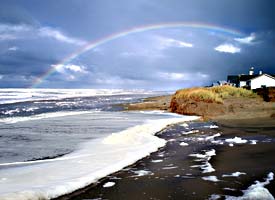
[{"x1": 0, "y1": 0, "x2": 274, "y2": 88}]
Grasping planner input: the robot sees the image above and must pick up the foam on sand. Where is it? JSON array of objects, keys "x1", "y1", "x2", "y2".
[
  {"x1": 205, "y1": 133, "x2": 221, "y2": 141},
  {"x1": 0, "y1": 114, "x2": 199, "y2": 200},
  {"x1": 225, "y1": 137, "x2": 248, "y2": 144},
  {"x1": 180, "y1": 142, "x2": 189, "y2": 146},
  {"x1": 132, "y1": 170, "x2": 153, "y2": 177},
  {"x1": 202, "y1": 176, "x2": 220, "y2": 182},
  {"x1": 103, "y1": 182, "x2": 115, "y2": 188},
  {"x1": 182, "y1": 130, "x2": 199, "y2": 135},
  {"x1": 225, "y1": 172, "x2": 274, "y2": 200},
  {"x1": 222, "y1": 172, "x2": 246, "y2": 178},
  {"x1": 189, "y1": 149, "x2": 216, "y2": 173}
]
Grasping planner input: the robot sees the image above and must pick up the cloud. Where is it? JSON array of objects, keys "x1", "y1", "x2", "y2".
[
  {"x1": 214, "y1": 43, "x2": 241, "y2": 54},
  {"x1": 8, "y1": 46, "x2": 18, "y2": 51},
  {"x1": 0, "y1": 34, "x2": 17, "y2": 40},
  {"x1": 158, "y1": 72, "x2": 209, "y2": 81},
  {"x1": 55, "y1": 64, "x2": 88, "y2": 74},
  {"x1": 0, "y1": 23, "x2": 86, "y2": 45},
  {"x1": 158, "y1": 37, "x2": 193, "y2": 49},
  {"x1": 0, "y1": 24, "x2": 31, "y2": 40},
  {"x1": 158, "y1": 72, "x2": 185, "y2": 80},
  {"x1": 38, "y1": 27, "x2": 86, "y2": 46},
  {"x1": 234, "y1": 33, "x2": 255, "y2": 44}
]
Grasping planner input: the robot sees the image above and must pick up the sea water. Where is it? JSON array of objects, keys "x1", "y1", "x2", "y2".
[{"x1": 0, "y1": 89, "x2": 198, "y2": 200}]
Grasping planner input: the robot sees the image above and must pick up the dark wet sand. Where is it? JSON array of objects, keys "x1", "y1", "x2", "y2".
[{"x1": 56, "y1": 118, "x2": 275, "y2": 200}]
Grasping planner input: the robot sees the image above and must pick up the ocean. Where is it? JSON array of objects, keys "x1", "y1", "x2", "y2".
[{"x1": 0, "y1": 89, "x2": 198, "y2": 199}]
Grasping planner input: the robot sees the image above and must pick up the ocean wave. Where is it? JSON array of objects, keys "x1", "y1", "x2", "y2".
[
  {"x1": 0, "y1": 111, "x2": 96, "y2": 124},
  {"x1": 0, "y1": 114, "x2": 199, "y2": 200},
  {"x1": 0, "y1": 88, "x2": 163, "y2": 105}
]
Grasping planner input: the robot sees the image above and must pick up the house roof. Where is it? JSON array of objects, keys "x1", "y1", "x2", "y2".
[
  {"x1": 227, "y1": 75, "x2": 257, "y2": 82},
  {"x1": 228, "y1": 73, "x2": 275, "y2": 83},
  {"x1": 239, "y1": 75, "x2": 258, "y2": 81},
  {"x1": 248, "y1": 73, "x2": 275, "y2": 81}
]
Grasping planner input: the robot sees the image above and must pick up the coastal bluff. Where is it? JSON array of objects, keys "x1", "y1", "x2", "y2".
[
  {"x1": 170, "y1": 86, "x2": 275, "y2": 120},
  {"x1": 123, "y1": 86, "x2": 275, "y2": 121}
]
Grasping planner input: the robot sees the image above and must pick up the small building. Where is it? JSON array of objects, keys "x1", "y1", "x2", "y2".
[
  {"x1": 227, "y1": 67, "x2": 275, "y2": 89},
  {"x1": 248, "y1": 74, "x2": 275, "y2": 90},
  {"x1": 211, "y1": 80, "x2": 229, "y2": 87}
]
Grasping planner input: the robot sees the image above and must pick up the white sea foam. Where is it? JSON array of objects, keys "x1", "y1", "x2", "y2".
[
  {"x1": 180, "y1": 142, "x2": 189, "y2": 146},
  {"x1": 0, "y1": 88, "x2": 161, "y2": 105},
  {"x1": 202, "y1": 176, "x2": 220, "y2": 182},
  {"x1": 225, "y1": 172, "x2": 274, "y2": 200},
  {"x1": 209, "y1": 194, "x2": 221, "y2": 200},
  {"x1": 132, "y1": 170, "x2": 153, "y2": 177},
  {"x1": 222, "y1": 172, "x2": 246, "y2": 178},
  {"x1": 182, "y1": 130, "x2": 199, "y2": 135},
  {"x1": 180, "y1": 123, "x2": 189, "y2": 127},
  {"x1": 162, "y1": 166, "x2": 178, "y2": 170},
  {"x1": 225, "y1": 137, "x2": 248, "y2": 144},
  {"x1": 0, "y1": 114, "x2": 199, "y2": 200},
  {"x1": 0, "y1": 111, "x2": 94, "y2": 124},
  {"x1": 250, "y1": 140, "x2": 258, "y2": 145},
  {"x1": 103, "y1": 182, "x2": 115, "y2": 188},
  {"x1": 205, "y1": 133, "x2": 221, "y2": 141},
  {"x1": 204, "y1": 125, "x2": 219, "y2": 129},
  {"x1": 189, "y1": 149, "x2": 216, "y2": 173},
  {"x1": 151, "y1": 159, "x2": 163, "y2": 163}
]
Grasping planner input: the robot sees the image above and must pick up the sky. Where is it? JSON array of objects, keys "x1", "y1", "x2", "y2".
[{"x1": 0, "y1": 0, "x2": 274, "y2": 90}]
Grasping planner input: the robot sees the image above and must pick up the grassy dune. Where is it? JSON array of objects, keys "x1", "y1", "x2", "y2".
[{"x1": 174, "y1": 85, "x2": 257, "y2": 104}]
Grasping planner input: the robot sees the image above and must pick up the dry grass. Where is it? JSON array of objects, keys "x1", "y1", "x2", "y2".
[{"x1": 175, "y1": 85, "x2": 257, "y2": 104}]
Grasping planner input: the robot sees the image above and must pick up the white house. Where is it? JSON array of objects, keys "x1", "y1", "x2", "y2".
[
  {"x1": 228, "y1": 67, "x2": 275, "y2": 90},
  {"x1": 248, "y1": 74, "x2": 275, "y2": 90}
]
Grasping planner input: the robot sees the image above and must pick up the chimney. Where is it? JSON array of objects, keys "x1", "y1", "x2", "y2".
[
  {"x1": 259, "y1": 70, "x2": 263, "y2": 75},
  {"x1": 249, "y1": 67, "x2": 254, "y2": 75}
]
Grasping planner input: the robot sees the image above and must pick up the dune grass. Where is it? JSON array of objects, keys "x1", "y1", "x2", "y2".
[{"x1": 174, "y1": 85, "x2": 257, "y2": 104}]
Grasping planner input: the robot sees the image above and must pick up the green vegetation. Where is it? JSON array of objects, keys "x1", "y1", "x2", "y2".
[{"x1": 174, "y1": 85, "x2": 257, "y2": 104}]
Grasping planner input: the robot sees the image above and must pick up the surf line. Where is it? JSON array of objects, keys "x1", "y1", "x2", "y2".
[{"x1": 31, "y1": 22, "x2": 245, "y2": 88}]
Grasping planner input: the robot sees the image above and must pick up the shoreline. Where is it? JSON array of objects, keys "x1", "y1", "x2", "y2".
[
  {"x1": 54, "y1": 93, "x2": 275, "y2": 200},
  {"x1": 55, "y1": 116, "x2": 275, "y2": 200},
  {"x1": 121, "y1": 94, "x2": 275, "y2": 123}
]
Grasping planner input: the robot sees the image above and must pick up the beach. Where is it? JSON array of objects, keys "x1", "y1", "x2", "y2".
[
  {"x1": 0, "y1": 89, "x2": 274, "y2": 199},
  {"x1": 53, "y1": 94, "x2": 275, "y2": 200},
  {"x1": 55, "y1": 116, "x2": 275, "y2": 200}
]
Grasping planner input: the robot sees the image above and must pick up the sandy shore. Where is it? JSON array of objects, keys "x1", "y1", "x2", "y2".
[
  {"x1": 56, "y1": 117, "x2": 275, "y2": 200},
  {"x1": 119, "y1": 95, "x2": 172, "y2": 111}
]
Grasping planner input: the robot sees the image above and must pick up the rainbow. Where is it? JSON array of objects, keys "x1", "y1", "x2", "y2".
[{"x1": 31, "y1": 22, "x2": 245, "y2": 88}]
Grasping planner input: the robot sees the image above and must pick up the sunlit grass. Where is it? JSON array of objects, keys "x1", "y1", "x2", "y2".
[{"x1": 174, "y1": 85, "x2": 257, "y2": 104}]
